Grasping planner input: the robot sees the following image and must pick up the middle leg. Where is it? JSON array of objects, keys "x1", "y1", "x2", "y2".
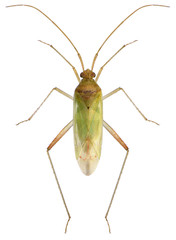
[
  {"x1": 103, "y1": 87, "x2": 159, "y2": 125},
  {"x1": 17, "y1": 87, "x2": 73, "y2": 125}
]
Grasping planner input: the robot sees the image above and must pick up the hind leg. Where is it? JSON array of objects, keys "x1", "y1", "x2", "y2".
[
  {"x1": 103, "y1": 120, "x2": 129, "y2": 233},
  {"x1": 47, "y1": 120, "x2": 73, "y2": 233}
]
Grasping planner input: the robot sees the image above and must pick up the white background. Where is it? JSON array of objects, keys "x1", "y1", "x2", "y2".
[{"x1": 0, "y1": 0, "x2": 176, "y2": 239}]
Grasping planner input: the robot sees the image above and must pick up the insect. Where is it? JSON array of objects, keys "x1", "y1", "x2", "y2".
[{"x1": 7, "y1": 3, "x2": 169, "y2": 233}]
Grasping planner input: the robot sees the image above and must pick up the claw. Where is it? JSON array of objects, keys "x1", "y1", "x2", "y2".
[
  {"x1": 147, "y1": 119, "x2": 159, "y2": 126},
  {"x1": 16, "y1": 119, "x2": 29, "y2": 126},
  {"x1": 105, "y1": 216, "x2": 111, "y2": 233},
  {"x1": 65, "y1": 216, "x2": 71, "y2": 233}
]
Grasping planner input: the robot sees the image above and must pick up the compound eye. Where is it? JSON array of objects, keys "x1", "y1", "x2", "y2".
[{"x1": 80, "y1": 69, "x2": 96, "y2": 78}]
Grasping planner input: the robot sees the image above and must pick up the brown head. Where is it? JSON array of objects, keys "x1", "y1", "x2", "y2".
[
  {"x1": 75, "y1": 69, "x2": 101, "y2": 109},
  {"x1": 80, "y1": 69, "x2": 96, "y2": 79}
]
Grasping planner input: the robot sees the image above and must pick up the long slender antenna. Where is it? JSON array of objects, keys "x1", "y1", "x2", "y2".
[
  {"x1": 96, "y1": 40, "x2": 137, "y2": 82},
  {"x1": 91, "y1": 4, "x2": 169, "y2": 70},
  {"x1": 6, "y1": 4, "x2": 85, "y2": 71},
  {"x1": 38, "y1": 40, "x2": 80, "y2": 82}
]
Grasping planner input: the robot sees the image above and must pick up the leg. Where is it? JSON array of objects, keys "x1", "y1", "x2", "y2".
[
  {"x1": 47, "y1": 120, "x2": 73, "y2": 233},
  {"x1": 6, "y1": 4, "x2": 85, "y2": 71},
  {"x1": 103, "y1": 120, "x2": 129, "y2": 233},
  {"x1": 39, "y1": 40, "x2": 80, "y2": 82},
  {"x1": 91, "y1": 4, "x2": 169, "y2": 70},
  {"x1": 103, "y1": 87, "x2": 159, "y2": 125},
  {"x1": 17, "y1": 87, "x2": 73, "y2": 125},
  {"x1": 95, "y1": 40, "x2": 137, "y2": 82}
]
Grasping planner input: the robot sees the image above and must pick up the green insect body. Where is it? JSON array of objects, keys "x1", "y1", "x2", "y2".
[
  {"x1": 73, "y1": 69, "x2": 103, "y2": 175},
  {"x1": 6, "y1": 3, "x2": 169, "y2": 233}
]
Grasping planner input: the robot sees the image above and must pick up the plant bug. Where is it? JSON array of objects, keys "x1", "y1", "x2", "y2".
[{"x1": 6, "y1": 3, "x2": 169, "y2": 233}]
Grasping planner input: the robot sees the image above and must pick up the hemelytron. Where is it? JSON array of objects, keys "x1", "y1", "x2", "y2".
[{"x1": 7, "y1": 3, "x2": 169, "y2": 233}]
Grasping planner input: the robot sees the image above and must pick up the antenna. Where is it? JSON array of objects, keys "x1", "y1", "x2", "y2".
[
  {"x1": 91, "y1": 4, "x2": 169, "y2": 70},
  {"x1": 6, "y1": 4, "x2": 85, "y2": 71}
]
